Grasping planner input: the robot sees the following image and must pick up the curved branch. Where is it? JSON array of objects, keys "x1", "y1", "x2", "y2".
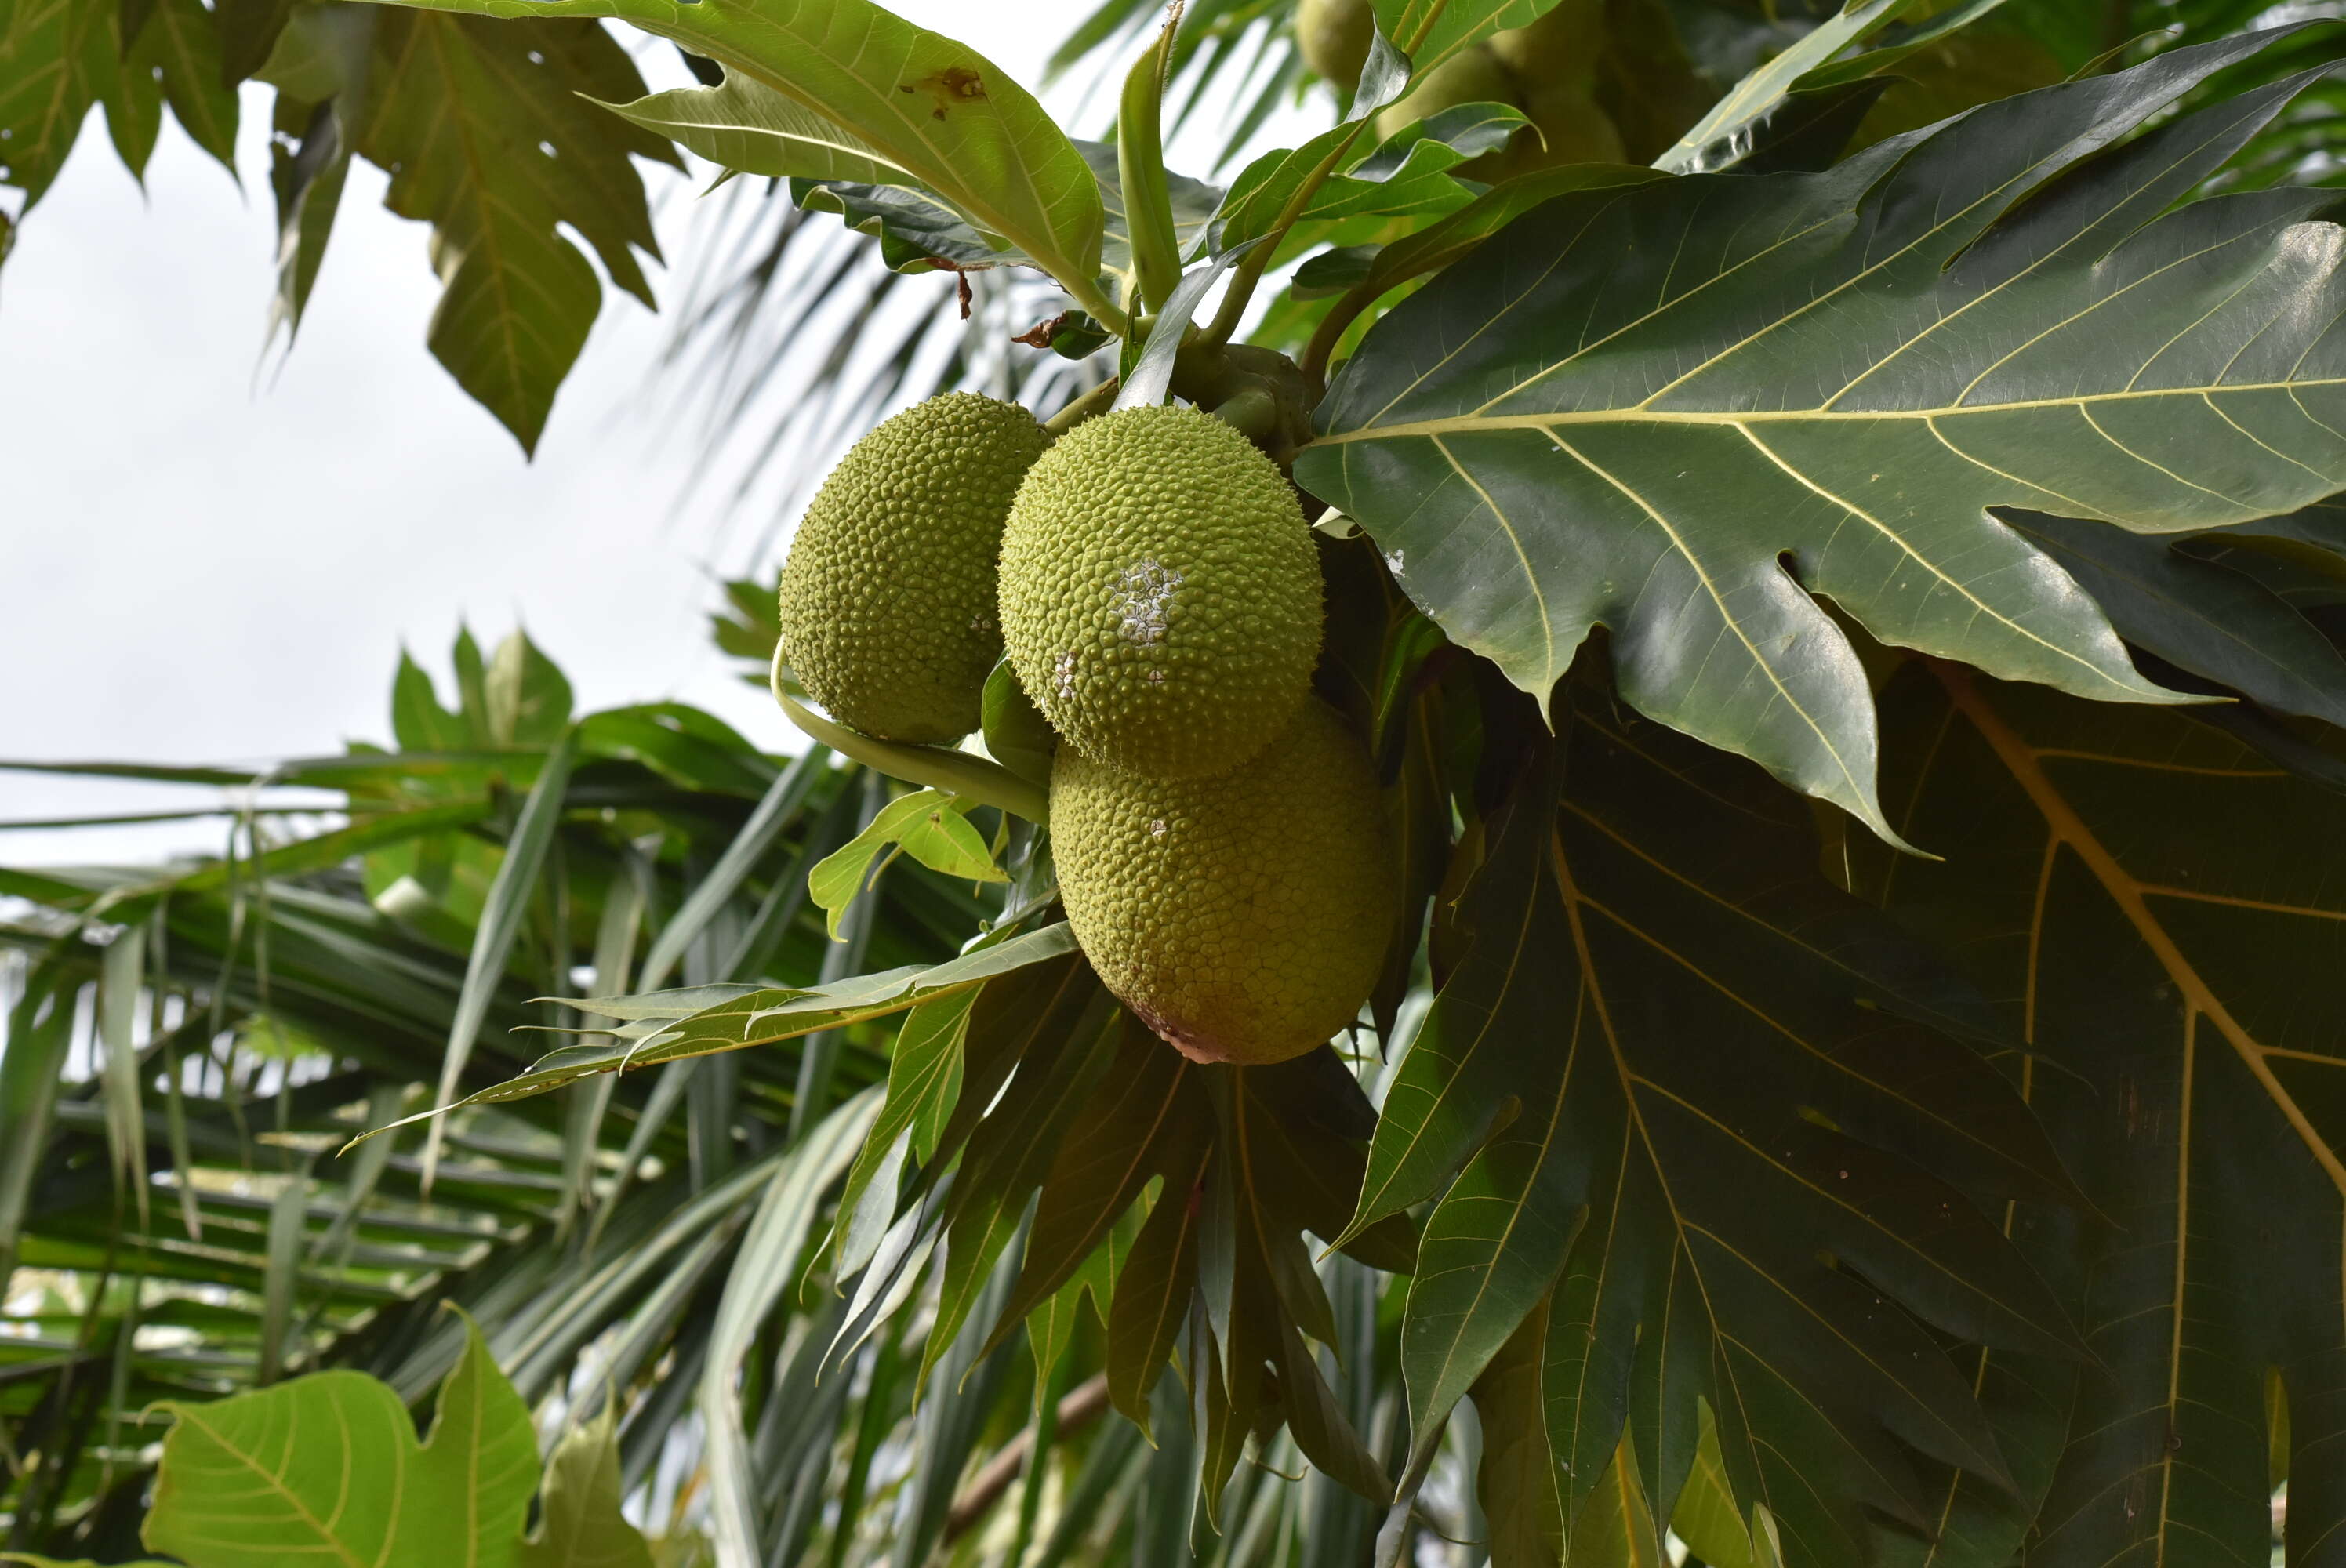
[{"x1": 940, "y1": 1371, "x2": 1113, "y2": 1544}]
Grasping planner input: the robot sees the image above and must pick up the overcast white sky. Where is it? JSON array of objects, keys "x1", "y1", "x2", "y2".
[{"x1": 1, "y1": 5, "x2": 1313, "y2": 866}]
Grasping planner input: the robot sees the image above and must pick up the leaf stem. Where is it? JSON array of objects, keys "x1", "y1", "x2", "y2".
[
  {"x1": 770, "y1": 648, "x2": 1049, "y2": 823},
  {"x1": 1200, "y1": 120, "x2": 1375, "y2": 344},
  {"x1": 1044, "y1": 376, "x2": 1121, "y2": 435},
  {"x1": 1069, "y1": 279, "x2": 1131, "y2": 338},
  {"x1": 1204, "y1": 0, "x2": 1460, "y2": 344}
]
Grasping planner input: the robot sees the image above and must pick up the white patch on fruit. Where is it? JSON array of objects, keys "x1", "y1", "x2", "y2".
[
  {"x1": 1055, "y1": 650, "x2": 1078, "y2": 699},
  {"x1": 1148, "y1": 818, "x2": 1168, "y2": 839},
  {"x1": 1113, "y1": 557, "x2": 1182, "y2": 644}
]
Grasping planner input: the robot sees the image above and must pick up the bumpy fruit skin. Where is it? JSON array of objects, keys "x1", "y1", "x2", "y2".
[
  {"x1": 1051, "y1": 700, "x2": 1393, "y2": 1065},
  {"x1": 999, "y1": 405, "x2": 1320, "y2": 780},
  {"x1": 777, "y1": 393, "x2": 1047, "y2": 744},
  {"x1": 1297, "y1": 0, "x2": 1373, "y2": 92}
]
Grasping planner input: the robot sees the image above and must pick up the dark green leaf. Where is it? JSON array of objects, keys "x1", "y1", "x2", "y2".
[
  {"x1": 1107, "y1": 1167, "x2": 1201, "y2": 1431},
  {"x1": 1858, "y1": 666, "x2": 2346, "y2": 1568},
  {"x1": 2007, "y1": 509, "x2": 2346, "y2": 726},
  {"x1": 987, "y1": 1022, "x2": 1206, "y2": 1347},
  {"x1": 1352, "y1": 691, "x2": 2083, "y2": 1568}
]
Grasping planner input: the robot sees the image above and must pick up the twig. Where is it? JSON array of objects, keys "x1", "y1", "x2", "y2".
[{"x1": 940, "y1": 1371, "x2": 1113, "y2": 1543}]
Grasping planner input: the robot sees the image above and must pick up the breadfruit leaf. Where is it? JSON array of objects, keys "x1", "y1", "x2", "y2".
[
  {"x1": 983, "y1": 1032, "x2": 1209, "y2": 1350},
  {"x1": 1851, "y1": 668, "x2": 2346, "y2": 1568},
  {"x1": 0, "y1": 0, "x2": 234, "y2": 216},
  {"x1": 1655, "y1": 0, "x2": 1966, "y2": 173},
  {"x1": 1301, "y1": 30, "x2": 2346, "y2": 842},
  {"x1": 1354, "y1": 687, "x2": 2084, "y2": 1568},
  {"x1": 350, "y1": 10, "x2": 673, "y2": 453},
  {"x1": 1212, "y1": 100, "x2": 1525, "y2": 255},
  {"x1": 810, "y1": 788, "x2": 1004, "y2": 940},
  {"x1": 1372, "y1": 0, "x2": 1562, "y2": 82},
  {"x1": 917, "y1": 991, "x2": 1122, "y2": 1396},
  {"x1": 2003, "y1": 509, "x2": 2346, "y2": 727},
  {"x1": 599, "y1": 66, "x2": 904, "y2": 185},
  {"x1": 143, "y1": 1313, "x2": 539, "y2": 1566},
  {"x1": 517, "y1": 1400, "x2": 656, "y2": 1568},
  {"x1": 342, "y1": 0, "x2": 1106, "y2": 306}
]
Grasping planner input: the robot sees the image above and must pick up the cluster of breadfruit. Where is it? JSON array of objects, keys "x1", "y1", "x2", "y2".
[
  {"x1": 776, "y1": 392, "x2": 1395, "y2": 1066},
  {"x1": 1299, "y1": 0, "x2": 1624, "y2": 172}
]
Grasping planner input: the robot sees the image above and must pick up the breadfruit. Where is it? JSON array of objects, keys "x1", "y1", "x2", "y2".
[
  {"x1": 1371, "y1": 42, "x2": 1520, "y2": 144},
  {"x1": 998, "y1": 405, "x2": 1320, "y2": 780},
  {"x1": 1298, "y1": 0, "x2": 1374, "y2": 92},
  {"x1": 777, "y1": 393, "x2": 1047, "y2": 744},
  {"x1": 1496, "y1": 80, "x2": 1625, "y2": 175},
  {"x1": 1051, "y1": 699, "x2": 1393, "y2": 1065},
  {"x1": 1486, "y1": 0, "x2": 1606, "y2": 82}
]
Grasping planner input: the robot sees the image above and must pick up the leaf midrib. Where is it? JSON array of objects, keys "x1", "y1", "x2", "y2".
[
  {"x1": 169, "y1": 1390, "x2": 384, "y2": 1568},
  {"x1": 1937, "y1": 662, "x2": 2346, "y2": 1200},
  {"x1": 1314, "y1": 376, "x2": 2346, "y2": 444}
]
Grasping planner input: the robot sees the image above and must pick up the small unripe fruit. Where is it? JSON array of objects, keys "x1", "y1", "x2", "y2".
[
  {"x1": 1298, "y1": 0, "x2": 1374, "y2": 91},
  {"x1": 777, "y1": 393, "x2": 1047, "y2": 744},
  {"x1": 1487, "y1": 0, "x2": 1605, "y2": 82},
  {"x1": 1051, "y1": 700, "x2": 1394, "y2": 1065}
]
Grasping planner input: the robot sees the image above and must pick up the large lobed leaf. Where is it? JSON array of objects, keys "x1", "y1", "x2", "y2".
[
  {"x1": 1301, "y1": 28, "x2": 2346, "y2": 840},
  {"x1": 350, "y1": 10, "x2": 674, "y2": 452},
  {"x1": 1378, "y1": 683, "x2": 2086, "y2": 1568},
  {"x1": 344, "y1": 0, "x2": 1106, "y2": 310},
  {"x1": 143, "y1": 1312, "x2": 652, "y2": 1566},
  {"x1": 0, "y1": 0, "x2": 235, "y2": 211},
  {"x1": 1848, "y1": 667, "x2": 2346, "y2": 1568}
]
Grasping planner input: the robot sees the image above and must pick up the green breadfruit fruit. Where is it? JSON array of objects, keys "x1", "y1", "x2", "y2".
[
  {"x1": 1371, "y1": 42, "x2": 1520, "y2": 144},
  {"x1": 1051, "y1": 699, "x2": 1393, "y2": 1065},
  {"x1": 1489, "y1": 79, "x2": 1625, "y2": 176},
  {"x1": 1486, "y1": 0, "x2": 1605, "y2": 83},
  {"x1": 777, "y1": 393, "x2": 1048, "y2": 744},
  {"x1": 1483, "y1": 0, "x2": 1622, "y2": 175},
  {"x1": 998, "y1": 405, "x2": 1321, "y2": 780},
  {"x1": 1298, "y1": 0, "x2": 1373, "y2": 91}
]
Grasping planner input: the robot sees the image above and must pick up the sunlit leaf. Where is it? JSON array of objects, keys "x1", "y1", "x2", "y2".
[
  {"x1": 1303, "y1": 32, "x2": 2346, "y2": 839},
  {"x1": 808, "y1": 787, "x2": 1004, "y2": 940},
  {"x1": 345, "y1": 0, "x2": 1107, "y2": 310},
  {"x1": 146, "y1": 1312, "x2": 537, "y2": 1565}
]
